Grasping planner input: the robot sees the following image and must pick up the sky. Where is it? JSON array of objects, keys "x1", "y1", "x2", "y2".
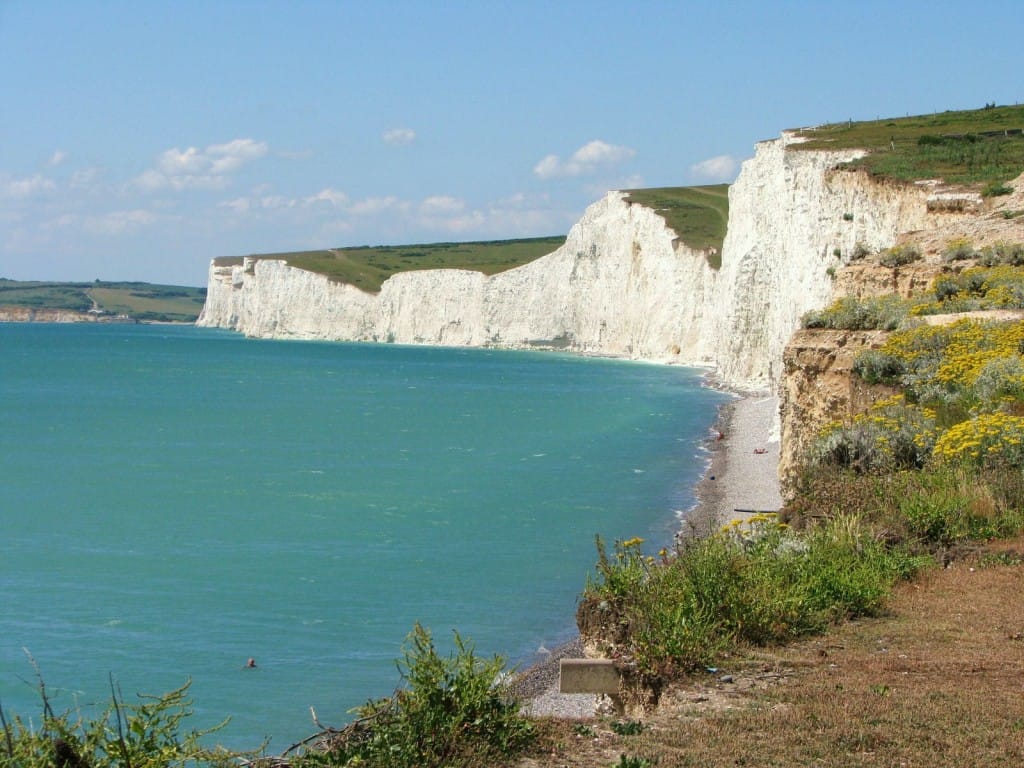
[{"x1": 1, "y1": 1, "x2": 1021, "y2": 287}]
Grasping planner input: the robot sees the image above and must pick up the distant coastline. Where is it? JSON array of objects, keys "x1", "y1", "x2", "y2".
[{"x1": 0, "y1": 307, "x2": 140, "y2": 324}]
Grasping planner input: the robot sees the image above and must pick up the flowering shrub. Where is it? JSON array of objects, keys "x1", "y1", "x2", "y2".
[
  {"x1": 911, "y1": 264, "x2": 1024, "y2": 315},
  {"x1": 809, "y1": 395, "x2": 936, "y2": 473},
  {"x1": 865, "y1": 319, "x2": 1024, "y2": 413},
  {"x1": 878, "y1": 244, "x2": 921, "y2": 268},
  {"x1": 942, "y1": 237, "x2": 976, "y2": 262},
  {"x1": 932, "y1": 413, "x2": 1024, "y2": 466},
  {"x1": 802, "y1": 294, "x2": 911, "y2": 330}
]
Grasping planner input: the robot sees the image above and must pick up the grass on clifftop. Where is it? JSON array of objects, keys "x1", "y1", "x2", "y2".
[
  {"x1": 792, "y1": 103, "x2": 1024, "y2": 188},
  {"x1": 0, "y1": 279, "x2": 207, "y2": 322},
  {"x1": 216, "y1": 236, "x2": 566, "y2": 293},
  {"x1": 623, "y1": 185, "x2": 729, "y2": 267}
]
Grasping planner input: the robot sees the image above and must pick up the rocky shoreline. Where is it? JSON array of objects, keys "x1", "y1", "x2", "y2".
[{"x1": 515, "y1": 392, "x2": 783, "y2": 718}]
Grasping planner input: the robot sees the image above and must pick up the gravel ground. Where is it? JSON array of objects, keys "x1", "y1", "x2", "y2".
[{"x1": 518, "y1": 392, "x2": 783, "y2": 718}]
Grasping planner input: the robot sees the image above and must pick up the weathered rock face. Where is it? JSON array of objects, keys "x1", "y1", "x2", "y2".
[
  {"x1": 775, "y1": 173, "x2": 1024, "y2": 488},
  {"x1": 197, "y1": 130, "x2": 955, "y2": 393},
  {"x1": 778, "y1": 328, "x2": 897, "y2": 491},
  {"x1": 199, "y1": 194, "x2": 720, "y2": 365}
]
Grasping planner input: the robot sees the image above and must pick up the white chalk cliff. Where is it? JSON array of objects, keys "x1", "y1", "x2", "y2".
[{"x1": 199, "y1": 131, "x2": 954, "y2": 391}]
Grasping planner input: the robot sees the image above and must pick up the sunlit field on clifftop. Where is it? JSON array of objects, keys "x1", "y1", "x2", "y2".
[
  {"x1": 623, "y1": 185, "x2": 729, "y2": 267},
  {"x1": 793, "y1": 103, "x2": 1024, "y2": 189},
  {"x1": 213, "y1": 236, "x2": 567, "y2": 293}
]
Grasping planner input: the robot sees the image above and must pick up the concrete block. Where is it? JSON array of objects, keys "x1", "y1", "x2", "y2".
[{"x1": 558, "y1": 658, "x2": 620, "y2": 694}]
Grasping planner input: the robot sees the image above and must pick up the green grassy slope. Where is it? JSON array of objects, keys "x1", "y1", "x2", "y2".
[
  {"x1": 792, "y1": 103, "x2": 1024, "y2": 188},
  {"x1": 623, "y1": 185, "x2": 729, "y2": 266},
  {"x1": 0, "y1": 280, "x2": 207, "y2": 322},
  {"x1": 215, "y1": 236, "x2": 567, "y2": 293}
]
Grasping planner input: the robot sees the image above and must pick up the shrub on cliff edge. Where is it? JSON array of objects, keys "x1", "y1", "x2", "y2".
[
  {"x1": 582, "y1": 517, "x2": 923, "y2": 678},
  {"x1": 298, "y1": 624, "x2": 534, "y2": 768}
]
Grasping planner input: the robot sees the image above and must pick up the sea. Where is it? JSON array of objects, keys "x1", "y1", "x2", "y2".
[{"x1": 0, "y1": 322, "x2": 728, "y2": 749}]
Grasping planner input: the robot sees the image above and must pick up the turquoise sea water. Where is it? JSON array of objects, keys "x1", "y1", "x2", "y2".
[{"x1": 0, "y1": 323, "x2": 727, "y2": 749}]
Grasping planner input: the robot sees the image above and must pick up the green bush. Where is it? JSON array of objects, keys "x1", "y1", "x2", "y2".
[
  {"x1": 993, "y1": 242, "x2": 1024, "y2": 266},
  {"x1": 942, "y1": 238, "x2": 976, "y2": 263},
  {"x1": 853, "y1": 349, "x2": 905, "y2": 385},
  {"x1": 302, "y1": 624, "x2": 534, "y2": 768},
  {"x1": 894, "y1": 467, "x2": 1024, "y2": 546},
  {"x1": 0, "y1": 680, "x2": 243, "y2": 768},
  {"x1": 802, "y1": 295, "x2": 910, "y2": 331},
  {"x1": 850, "y1": 242, "x2": 873, "y2": 261},
  {"x1": 807, "y1": 398, "x2": 936, "y2": 474},
  {"x1": 613, "y1": 755, "x2": 654, "y2": 768},
  {"x1": 585, "y1": 516, "x2": 923, "y2": 677},
  {"x1": 973, "y1": 356, "x2": 1024, "y2": 406},
  {"x1": 879, "y1": 244, "x2": 921, "y2": 268},
  {"x1": 786, "y1": 465, "x2": 1024, "y2": 551},
  {"x1": 982, "y1": 181, "x2": 1013, "y2": 197}
]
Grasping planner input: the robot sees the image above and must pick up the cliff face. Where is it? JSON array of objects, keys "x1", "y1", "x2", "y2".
[
  {"x1": 199, "y1": 194, "x2": 720, "y2": 364},
  {"x1": 778, "y1": 329, "x2": 896, "y2": 488},
  {"x1": 197, "y1": 131, "x2": 938, "y2": 391}
]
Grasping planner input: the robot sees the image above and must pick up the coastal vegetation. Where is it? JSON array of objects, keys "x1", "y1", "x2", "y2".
[
  {"x1": 0, "y1": 279, "x2": 206, "y2": 322},
  {"x1": 583, "y1": 518, "x2": 926, "y2": 678},
  {"x1": 0, "y1": 677, "x2": 245, "y2": 768},
  {"x1": 801, "y1": 258, "x2": 1024, "y2": 331},
  {"x1": 288, "y1": 625, "x2": 534, "y2": 767},
  {"x1": 622, "y1": 185, "x2": 729, "y2": 266},
  {"x1": 215, "y1": 236, "x2": 566, "y2": 293}
]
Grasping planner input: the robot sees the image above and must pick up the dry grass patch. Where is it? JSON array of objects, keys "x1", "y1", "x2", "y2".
[{"x1": 519, "y1": 536, "x2": 1024, "y2": 767}]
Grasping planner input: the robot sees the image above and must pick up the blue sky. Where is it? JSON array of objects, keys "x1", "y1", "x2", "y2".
[{"x1": 1, "y1": 1, "x2": 1021, "y2": 286}]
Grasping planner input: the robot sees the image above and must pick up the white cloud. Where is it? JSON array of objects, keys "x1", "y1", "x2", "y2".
[
  {"x1": 220, "y1": 187, "x2": 350, "y2": 217},
  {"x1": 690, "y1": 154, "x2": 738, "y2": 181},
  {"x1": 349, "y1": 196, "x2": 403, "y2": 216},
  {"x1": 49, "y1": 150, "x2": 68, "y2": 167},
  {"x1": 220, "y1": 197, "x2": 252, "y2": 214},
  {"x1": 69, "y1": 167, "x2": 102, "y2": 190},
  {"x1": 1, "y1": 173, "x2": 57, "y2": 199},
  {"x1": 305, "y1": 188, "x2": 349, "y2": 207},
  {"x1": 419, "y1": 195, "x2": 465, "y2": 215},
  {"x1": 533, "y1": 140, "x2": 636, "y2": 179},
  {"x1": 382, "y1": 128, "x2": 416, "y2": 146},
  {"x1": 134, "y1": 138, "x2": 269, "y2": 192},
  {"x1": 532, "y1": 154, "x2": 562, "y2": 179},
  {"x1": 49, "y1": 209, "x2": 159, "y2": 236},
  {"x1": 206, "y1": 138, "x2": 269, "y2": 173}
]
